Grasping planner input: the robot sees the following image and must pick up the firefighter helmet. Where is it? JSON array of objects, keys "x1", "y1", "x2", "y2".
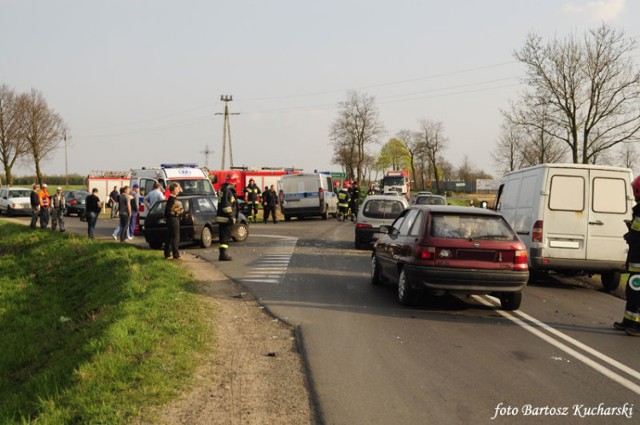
[
  {"x1": 343, "y1": 181, "x2": 350, "y2": 189},
  {"x1": 632, "y1": 176, "x2": 640, "y2": 198}
]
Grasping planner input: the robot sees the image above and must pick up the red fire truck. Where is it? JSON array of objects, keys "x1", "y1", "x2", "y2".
[{"x1": 209, "y1": 167, "x2": 301, "y2": 194}]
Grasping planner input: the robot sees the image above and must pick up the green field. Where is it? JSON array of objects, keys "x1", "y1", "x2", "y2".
[{"x1": 0, "y1": 222, "x2": 213, "y2": 424}]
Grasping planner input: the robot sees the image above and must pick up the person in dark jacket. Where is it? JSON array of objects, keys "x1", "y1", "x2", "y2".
[
  {"x1": 615, "y1": 176, "x2": 640, "y2": 336},
  {"x1": 164, "y1": 182, "x2": 183, "y2": 260},
  {"x1": 30, "y1": 183, "x2": 40, "y2": 229},
  {"x1": 262, "y1": 184, "x2": 279, "y2": 224},
  {"x1": 348, "y1": 181, "x2": 360, "y2": 222},
  {"x1": 85, "y1": 188, "x2": 102, "y2": 239},
  {"x1": 243, "y1": 178, "x2": 261, "y2": 223},
  {"x1": 216, "y1": 174, "x2": 239, "y2": 261}
]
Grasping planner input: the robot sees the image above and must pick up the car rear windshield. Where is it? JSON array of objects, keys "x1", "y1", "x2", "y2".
[
  {"x1": 150, "y1": 199, "x2": 192, "y2": 214},
  {"x1": 363, "y1": 199, "x2": 405, "y2": 219},
  {"x1": 415, "y1": 196, "x2": 445, "y2": 205},
  {"x1": 431, "y1": 213, "x2": 517, "y2": 241}
]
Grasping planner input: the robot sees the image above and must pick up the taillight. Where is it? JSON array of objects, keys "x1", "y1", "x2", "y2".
[
  {"x1": 70, "y1": 200, "x2": 78, "y2": 205},
  {"x1": 356, "y1": 223, "x2": 372, "y2": 229},
  {"x1": 139, "y1": 204, "x2": 145, "y2": 213},
  {"x1": 416, "y1": 246, "x2": 435, "y2": 260},
  {"x1": 319, "y1": 187, "x2": 324, "y2": 200},
  {"x1": 514, "y1": 250, "x2": 528, "y2": 264},
  {"x1": 532, "y1": 220, "x2": 543, "y2": 243}
]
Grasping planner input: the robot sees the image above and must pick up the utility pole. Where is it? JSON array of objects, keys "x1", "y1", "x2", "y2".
[
  {"x1": 201, "y1": 144, "x2": 212, "y2": 169},
  {"x1": 215, "y1": 95, "x2": 240, "y2": 169},
  {"x1": 64, "y1": 130, "x2": 69, "y2": 186}
]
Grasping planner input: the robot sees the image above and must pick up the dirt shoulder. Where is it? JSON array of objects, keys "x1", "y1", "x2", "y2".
[{"x1": 136, "y1": 253, "x2": 314, "y2": 425}]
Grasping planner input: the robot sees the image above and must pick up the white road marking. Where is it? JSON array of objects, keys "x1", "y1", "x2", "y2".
[
  {"x1": 240, "y1": 235, "x2": 297, "y2": 284},
  {"x1": 473, "y1": 295, "x2": 640, "y2": 395}
]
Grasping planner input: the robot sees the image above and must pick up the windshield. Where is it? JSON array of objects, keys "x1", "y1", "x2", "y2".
[
  {"x1": 382, "y1": 176, "x2": 405, "y2": 186},
  {"x1": 415, "y1": 196, "x2": 445, "y2": 205},
  {"x1": 168, "y1": 179, "x2": 215, "y2": 196},
  {"x1": 9, "y1": 190, "x2": 30, "y2": 198},
  {"x1": 430, "y1": 214, "x2": 516, "y2": 240}
]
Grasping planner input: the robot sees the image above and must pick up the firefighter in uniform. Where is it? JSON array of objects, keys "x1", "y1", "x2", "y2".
[
  {"x1": 367, "y1": 184, "x2": 377, "y2": 196},
  {"x1": 337, "y1": 181, "x2": 351, "y2": 222},
  {"x1": 615, "y1": 176, "x2": 640, "y2": 336},
  {"x1": 348, "y1": 181, "x2": 360, "y2": 222},
  {"x1": 243, "y1": 178, "x2": 261, "y2": 223},
  {"x1": 217, "y1": 174, "x2": 239, "y2": 261}
]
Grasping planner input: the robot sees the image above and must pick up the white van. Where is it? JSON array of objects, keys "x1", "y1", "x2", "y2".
[
  {"x1": 495, "y1": 163, "x2": 633, "y2": 290},
  {"x1": 279, "y1": 173, "x2": 338, "y2": 221},
  {"x1": 0, "y1": 187, "x2": 32, "y2": 216},
  {"x1": 130, "y1": 163, "x2": 215, "y2": 229}
]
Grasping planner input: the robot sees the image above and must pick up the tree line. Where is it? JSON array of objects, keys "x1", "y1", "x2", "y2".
[
  {"x1": 0, "y1": 85, "x2": 66, "y2": 187},
  {"x1": 331, "y1": 24, "x2": 640, "y2": 190}
]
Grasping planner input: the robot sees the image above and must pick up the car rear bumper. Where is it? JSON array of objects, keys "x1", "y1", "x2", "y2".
[
  {"x1": 282, "y1": 205, "x2": 324, "y2": 217},
  {"x1": 530, "y1": 248, "x2": 626, "y2": 273},
  {"x1": 404, "y1": 265, "x2": 529, "y2": 293}
]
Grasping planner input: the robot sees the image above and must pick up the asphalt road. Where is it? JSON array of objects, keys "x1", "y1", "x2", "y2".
[{"x1": 5, "y1": 214, "x2": 639, "y2": 424}]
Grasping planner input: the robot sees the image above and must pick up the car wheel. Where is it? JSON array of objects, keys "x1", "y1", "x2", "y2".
[
  {"x1": 398, "y1": 269, "x2": 417, "y2": 306},
  {"x1": 500, "y1": 291, "x2": 522, "y2": 311},
  {"x1": 200, "y1": 226, "x2": 212, "y2": 248},
  {"x1": 6, "y1": 206, "x2": 13, "y2": 217},
  {"x1": 149, "y1": 242, "x2": 163, "y2": 250},
  {"x1": 371, "y1": 255, "x2": 382, "y2": 285},
  {"x1": 231, "y1": 222, "x2": 249, "y2": 242},
  {"x1": 601, "y1": 271, "x2": 621, "y2": 292}
]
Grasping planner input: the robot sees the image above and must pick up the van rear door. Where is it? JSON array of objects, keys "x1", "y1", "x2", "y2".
[
  {"x1": 586, "y1": 169, "x2": 630, "y2": 262},
  {"x1": 544, "y1": 169, "x2": 589, "y2": 260}
]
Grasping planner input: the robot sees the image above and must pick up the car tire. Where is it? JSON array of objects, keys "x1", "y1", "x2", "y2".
[
  {"x1": 231, "y1": 222, "x2": 249, "y2": 242},
  {"x1": 500, "y1": 291, "x2": 522, "y2": 311},
  {"x1": 200, "y1": 226, "x2": 212, "y2": 248},
  {"x1": 371, "y1": 255, "x2": 382, "y2": 285},
  {"x1": 601, "y1": 271, "x2": 621, "y2": 292},
  {"x1": 398, "y1": 269, "x2": 417, "y2": 306},
  {"x1": 149, "y1": 242, "x2": 163, "y2": 250},
  {"x1": 6, "y1": 206, "x2": 13, "y2": 217}
]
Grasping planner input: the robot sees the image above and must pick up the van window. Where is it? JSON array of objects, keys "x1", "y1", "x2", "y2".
[
  {"x1": 592, "y1": 177, "x2": 628, "y2": 214},
  {"x1": 549, "y1": 175, "x2": 584, "y2": 211}
]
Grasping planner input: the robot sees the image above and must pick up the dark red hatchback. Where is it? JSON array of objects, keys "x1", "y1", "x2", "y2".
[{"x1": 371, "y1": 205, "x2": 529, "y2": 310}]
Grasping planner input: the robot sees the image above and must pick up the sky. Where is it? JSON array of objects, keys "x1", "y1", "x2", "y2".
[{"x1": 1, "y1": 0, "x2": 639, "y2": 179}]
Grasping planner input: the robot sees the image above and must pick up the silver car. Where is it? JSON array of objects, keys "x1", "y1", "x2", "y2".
[{"x1": 354, "y1": 194, "x2": 409, "y2": 250}]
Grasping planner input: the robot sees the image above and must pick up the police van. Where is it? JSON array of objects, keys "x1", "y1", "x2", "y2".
[
  {"x1": 279, "y1": 173, "x2": 338, "y2": 221},
  {"x1": 494, "y1": 163, "x2": 633, "y2": 290},
  {"x1": 130, "y1": 163, "x2": 215, "y2": 230}
]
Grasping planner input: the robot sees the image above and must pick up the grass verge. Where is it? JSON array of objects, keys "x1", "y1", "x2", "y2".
[{"x1": 0, "y1": 222, "x2": 213, "y2": 424}]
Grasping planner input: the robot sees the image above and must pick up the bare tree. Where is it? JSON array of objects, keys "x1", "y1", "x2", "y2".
[
  {"x1": 617, "y1": 142, "x2": 639, "y2": 174},
  {"x1": 0, "y1": 84, "x2": 28, "y2": 186},
  {"x1": 395, "y1": 130, "x2": 424, "y2": 189},
  {"x1": 22, "y1": 89, "x2": 66, "y2": 185},
  {"x1": 417, "y1": 119, "x2": 447, "y2": 192},
  {"x1": 514, "y1": 24, "x2": 640, "y2": 164},
  {"x1": 492, "y1": 121, "x2": 525, "y2": 174},
  {"x1": 330, "y1": 91, "x2": 384, "y2": 182}
]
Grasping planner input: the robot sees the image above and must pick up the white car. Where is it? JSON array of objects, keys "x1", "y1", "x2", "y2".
[
  {"x1": 0, "y1": 187, "x2": 32, "y2": 216},
  {"x1": 354, "y1": 193, "x2": 409, "y2": 250}
]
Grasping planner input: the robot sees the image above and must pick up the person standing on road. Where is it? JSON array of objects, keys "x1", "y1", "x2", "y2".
[
  {"x1": 216, "y1": 174, "x2": 239, "y2": 261},
  {"x1": 615, "y1": 176, "x2": 640, "y2": 336},
  {"x1": 38, "y1": 184, "x2": 51, "y2": 229},
  {"x1": 263, "y1": 184, "x2": 279, "y2": 223},
  {"x1": 243, "y1": 178, "x2": 261, "y2": 223},
  {"x1": 30, "y1": 183, "x2": 41, "y2": 229},
  {"x1": 348, "y1": 181, "x2": 360, "y2": 222},
  {"x1": 337, "y1": 182, "x2": 351, "y2": 222},
  {"x1": 118, "y1": 186, "x2": 131, "y2": 242},
  {"x1": 367, "y1": 184, "x2": 376, "y2": 196},
  {"x1": 50, "y1": 187, "x2": 66, "y2": 232},
  {"x1": 164, "y1": 182, "x2": 184, "y2": 260},
  {"x1": 85, "y1": 188, "x2": 102, "y2": 239},
  {"x1": 128, "y1": 184, "x2": 140, "y2": 239},
  {"x1": 109, "y1": 186, "x2": 119, "y2": 218}
]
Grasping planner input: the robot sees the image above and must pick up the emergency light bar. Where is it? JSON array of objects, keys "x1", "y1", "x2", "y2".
[{"x1": 160, "y1": 163, "x2": 199, "y2": 168}]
